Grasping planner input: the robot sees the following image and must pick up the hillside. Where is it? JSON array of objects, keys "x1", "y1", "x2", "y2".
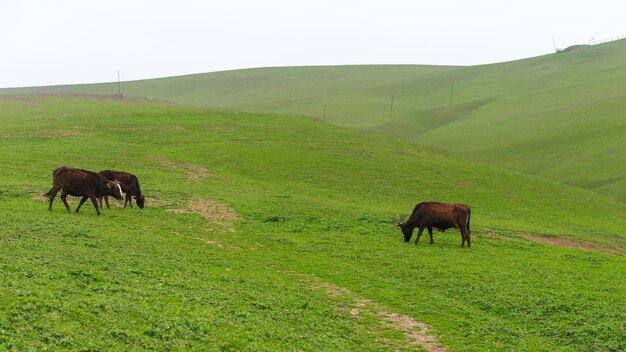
[
  {"x1": 0, "y1": 96, "x2": 625, "y2": 350},
  {"x1": 4, "y1": 40, "x2": 625, "y2": 203}
]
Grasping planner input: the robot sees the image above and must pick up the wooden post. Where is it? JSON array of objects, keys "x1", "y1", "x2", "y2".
[
  {"x1": 389, "y1": 95, "x2": 395, "y2": 117},
  {"x1": 323, "y1": 105, "x2": 326, "y2": 122}
]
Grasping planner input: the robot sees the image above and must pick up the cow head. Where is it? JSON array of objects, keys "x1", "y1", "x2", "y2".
[
  {"x1": 107, "y1": 180, "x2": 124, "y2": 200},
  {"x1": 135, "y1": 194, "x2": 145, "y2": 209},
  {"x1": 397, "y1": 214, "x2": 413, "y2": 242},
  {"x1": 398, "y1": 223, "x2": 415, "y2": 242}
]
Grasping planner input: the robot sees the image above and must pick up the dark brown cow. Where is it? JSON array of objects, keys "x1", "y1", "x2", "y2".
[
  {"x1": 98, "y1": 170, "x2": 145, "y2": 209},
  {"x1": 45, "y1": 167, "x2": 123, "y2": 216},
  {"x1": 398, "y1": 202, "x2": 471, "y2": 247}
]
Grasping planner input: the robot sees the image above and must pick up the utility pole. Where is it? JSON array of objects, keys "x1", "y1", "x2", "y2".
[
  {"x1": 323, "y1": 104, "x2": 326, "y2": 122},
  {"x1": 389, "y1": 95, "x2": 395, "y2": 117},
  {"x1": 117, "y1": 70, "x2": 121, "y2": 96},
  {"x1": 450, "y1": 80, "x2": 454, "y2": 104}
]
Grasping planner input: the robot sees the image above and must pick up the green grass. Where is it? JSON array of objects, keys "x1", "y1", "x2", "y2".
[
  {"x1": 0, "y1": 96, "x2": 625, "y2": 351},
  {"x1": 6, "y1": 40, "x2": 624, "y2": 203}
]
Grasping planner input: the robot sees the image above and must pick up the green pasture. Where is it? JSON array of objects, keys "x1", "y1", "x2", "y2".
[
  {"x1": 6, "y1": 40, "x2": 624, "y2": 202},
  {"x1": 0, "y1": 96, "x2": 624, "y2": 351}
]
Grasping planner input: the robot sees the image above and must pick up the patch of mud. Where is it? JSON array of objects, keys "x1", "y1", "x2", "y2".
[{"x1": 300, "y1": 276, "x2": 447, "y2": 352}]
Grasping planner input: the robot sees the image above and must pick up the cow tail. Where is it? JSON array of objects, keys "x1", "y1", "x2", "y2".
[
  {"x1": 43, "y1": 188, "x2": 54, "y2": 198},
  {"x1": 467, "y1": 208, "x2": 471, "y2": 232}
]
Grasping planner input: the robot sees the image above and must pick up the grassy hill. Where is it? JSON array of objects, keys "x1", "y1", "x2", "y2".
[
  {"x1": 0, "y1": 96, "x2": 625, "y2": 350},
  {"x1": 4, "y1": 40, "x2": 624, "y2": 203}
]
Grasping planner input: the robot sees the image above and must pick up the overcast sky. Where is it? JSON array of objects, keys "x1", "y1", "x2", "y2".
[{"x1": 1, "y1": 0, "x2": 625, "y2": 88}]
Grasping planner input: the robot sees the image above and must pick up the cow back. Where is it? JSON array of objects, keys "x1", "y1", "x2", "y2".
[
  {"x1": 413, "y1": 202, "x2": 469, "y2": 229},
  {"x1": 53, "y1": 167, "x2": 104, "y2": 197}
]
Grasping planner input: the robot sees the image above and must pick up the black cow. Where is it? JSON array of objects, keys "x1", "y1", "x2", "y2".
[
  {"x1": 398, "y1": 202, "x2": 472, "y2": 247},
  {"x1": 98, "y1": 170, "x2": 145, "y2": 209},
  {"x1": 45, "y1": 166, "x2": 123, "y2": 216}
]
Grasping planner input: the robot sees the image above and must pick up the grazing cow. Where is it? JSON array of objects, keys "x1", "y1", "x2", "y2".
[
  {"x1": 45, "y1": 166, "x2": 123, "y2": 216},
  {"x1": 398, "y1": 202, "x2": 471, "y2": 247},
  {"x1": 98, "y1": 170, "x2": 145, "y2": 209}
]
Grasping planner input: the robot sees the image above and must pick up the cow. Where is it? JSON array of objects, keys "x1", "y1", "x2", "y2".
[
  {"x1": 398, "y1": 202, "x2": 471, "y2": 248},
  {"x1": 98, "y1": 170, "x2": 145, "y2": 209},
  {"x1": 45, "y1": 166, "x2": 123, "y2": 216}
]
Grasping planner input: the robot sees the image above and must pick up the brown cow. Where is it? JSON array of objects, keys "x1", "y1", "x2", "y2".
[
  {"x1": 98, "y1": 170, "x2": 145, "y2": 209},
  {"x1": 398, "y1": 202, "x2": 471, "y2": 247},
  {"x1": 44, "y1": 167, "x2": 123, "y2": 216}
]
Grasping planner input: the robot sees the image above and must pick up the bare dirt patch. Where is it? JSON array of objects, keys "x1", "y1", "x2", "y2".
[
  {"x1": 167, "y1": 198, "x2": 238, "y2": 233},
  {"x1": 521, "y1": 234, "x2": 596, "y2": 250},
  {"x1": 39, "y1": 129, "x2": 85, "y2": 138},
  {"x1": 188, "y1": 198, "x2": 238, "y2": 224},
  {"x1": 149, "y1": 157, "x2": 211, "y2": 183},
  {"x1": 476, "y1": 229, "x2": 625, "y2": 256},
  {"x1": 187, "y1": 165, "x2": 210, "y2": 183},
  {"x1": 520, "y1": 234, "x2": 626, "y2": 256},
  {"x1": 299, "y1": 276, "x2": 447, "y2": 352},
  {"x1": 31, "y1": 191, "x2": 49, "y2": 201},
  {"x1": 151, "y1": 156, "x2": 178, "y2": 169},
  {"x1": 479, "y1": 233, "x2": 514, "y2": 241}
]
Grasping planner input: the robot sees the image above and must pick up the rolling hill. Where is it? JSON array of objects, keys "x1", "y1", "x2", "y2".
[
  {"x1": 4, "y1": 40, "x2": 624, "y2": 203},
  {"x1": 0, "y1": 95, "x2": 625, "y2": 350}
]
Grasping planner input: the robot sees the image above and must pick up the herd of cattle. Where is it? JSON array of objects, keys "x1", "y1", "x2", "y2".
[
  {"x1": 44, "y1": 167, "x2": 471, "y2": 247},
  {"x1": 45, "y1": 166, "x2": 145, "y2": 216}
]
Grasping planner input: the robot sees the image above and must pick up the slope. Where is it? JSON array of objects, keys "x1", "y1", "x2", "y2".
[
  {"x1": 0, "y1": 96, "x2": 625, "y2": 350},
  {"x1": 4, "y1": 40, "x2": 624, "y2": 202}
]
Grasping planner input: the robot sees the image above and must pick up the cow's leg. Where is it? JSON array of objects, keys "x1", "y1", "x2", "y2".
[
  {"x1": 75, "y1": 196, "x2": 88, "y2": 213},
  {"x1": 460, "y1": 228, "x2": 466, "y2": 248},
  {"x1": 103, "y1": 196, "x2": 110, "y2": 209},
  {"x1": 60, "y1": 192, "x2": 71, "y2": 213},
  {"x1": 47, "y1": 187, "x2": 61, "y2": 211},
  {"x1": 89, "y1": 195, "x2": 102, "y2": 216},
  {"x1": 124, "y1": 193, "x2": 132, "y2": 208},
  {"x1": 464, "y1": 226, "x2": 471, "y2": 248},
  {"x1": 414, "y1": 227, "x2": 425, "y2": 246},
  {"x1": 427, "y1": 226, "x2": 434, "y2": 244}
]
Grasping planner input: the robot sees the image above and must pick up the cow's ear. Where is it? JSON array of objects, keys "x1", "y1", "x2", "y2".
[{"x1": 106, "y1": 182, "x2": 113, "y2": 189}]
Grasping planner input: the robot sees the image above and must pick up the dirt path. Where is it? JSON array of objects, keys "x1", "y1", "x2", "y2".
[
  {"x1": 298, "y1": 275, "x2": 447, "y2": 352},
  {"x1": 478, "y1": 232, "x2": 625, "y2": 256},
  {"x1": 519, "y1": 233, "x2": 626, "y2": 256}
]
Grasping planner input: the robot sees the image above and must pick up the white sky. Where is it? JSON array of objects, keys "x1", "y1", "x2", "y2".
[{"x1": 1, "y1": 0, "x2": 625, "y2": 88}]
